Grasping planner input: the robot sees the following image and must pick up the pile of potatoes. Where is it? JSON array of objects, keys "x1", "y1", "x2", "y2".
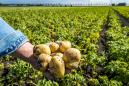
[{"x1": 33, "y1": 41, "x2": 81, "y2": 79}]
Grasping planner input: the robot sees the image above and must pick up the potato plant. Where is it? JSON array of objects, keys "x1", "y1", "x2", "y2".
[
  {"x1": 105, "y1": 10, "x2": 129, "y2": 85},
  {"x1": 0, "y1": 7, "x2": 129, "y2": 86}
]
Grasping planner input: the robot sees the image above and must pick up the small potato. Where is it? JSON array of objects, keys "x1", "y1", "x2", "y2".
[
  {"x1": 34, "y1": 44, "x2": 51, "y2": 55},
  {"x1": 51, "y1": 53, "x2": 63, "y2": 58},
  {"x1": 49, "y1": 56, "x2": 65, "y2": 79},
  {"x1": 58, "y1": 41, "x2": 71, "y2": 53},
  {"x1": 38, "y1": 54, "x2": 52, "y2": 71},
  {"x1": 63, "y1": 48, "x2": 81, "y2": 69},
  {"x1": 49, "y1": 42, "x2": 59, "y2": 53}
]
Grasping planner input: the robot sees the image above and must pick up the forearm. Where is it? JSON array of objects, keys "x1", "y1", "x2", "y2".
[
  {"x1": 0, "y1": 17, "x2": 40, "y2": 70},
  {"x1": 0, "y1": 18, "x2": 28, "y2": 57}
]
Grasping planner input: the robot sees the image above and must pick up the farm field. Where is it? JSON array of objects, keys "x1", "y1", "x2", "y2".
[{"x1": 0, "y1": 7, "x2": 129, "y2": 86}]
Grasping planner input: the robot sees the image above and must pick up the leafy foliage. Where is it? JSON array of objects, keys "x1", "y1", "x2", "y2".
[{"x1": 0, "y1": 7, "x2": 129, "y2": 85}]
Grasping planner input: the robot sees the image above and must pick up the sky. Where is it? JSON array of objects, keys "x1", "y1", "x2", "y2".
[{"x1": 0, "y1": 0, "x2": 128, "y2": 5}]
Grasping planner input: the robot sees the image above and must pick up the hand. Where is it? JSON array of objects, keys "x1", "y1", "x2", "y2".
[
  {"x1": 14, "y1": 42, "x2": 75, "y2": 80},
  {"x1": 15, "y1": 42, "x2": 41, "y2": 70}
]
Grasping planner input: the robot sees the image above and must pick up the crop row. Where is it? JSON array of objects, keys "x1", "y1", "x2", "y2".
[
  {"x1": 1, "y1": 7, "x2": 129, "y2": 86},
  {"x1": 104, "y1": 9, "x2": 129, "y2": 85},
  {"x1": 114, "y1": 7, "x2": 129, "y2": 21}
]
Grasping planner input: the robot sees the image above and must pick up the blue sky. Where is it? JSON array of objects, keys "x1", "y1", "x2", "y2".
[{"x1": 0, "y1": 0, "x2": 128, "y2": 4}]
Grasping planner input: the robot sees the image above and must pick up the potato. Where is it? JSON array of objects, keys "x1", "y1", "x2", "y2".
[
  {"x1": 51, "y1": 53, "x2": 63, "y2": 58},
  {"x1": 38, "y1": 54, "x2": 52, "y2": 71},
  {"x1": 49, "y1": 56, "x2": 65, "y2": 79},
  {"x1": 34, "y1": 44, "x2": 51, "y2": 55},
  {"x1": 49, "y1": 42, "x2": 59, "y2": 53},
  {"x1": 63, "y1": 48, "x2": 81, "y2": 69},
  {"x1": 57, "y1": 41, "x2": 71, "y2": 53}
]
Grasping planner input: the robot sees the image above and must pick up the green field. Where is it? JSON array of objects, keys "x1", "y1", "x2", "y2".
[{"x1": 0, "y1": 7, "x2": 129, "y2": 86}]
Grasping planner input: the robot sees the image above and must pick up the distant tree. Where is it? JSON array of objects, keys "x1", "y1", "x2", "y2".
[{"x1": 112, "y1": 3, "x2": 115, "y2": 6}]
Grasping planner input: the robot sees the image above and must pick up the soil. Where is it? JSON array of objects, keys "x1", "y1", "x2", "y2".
[
  {"x1": 97, "y1": 23, "x2": 107, "y2": 54},
  {"x1": 98, "y1": 12, "x2": 109, "y2": 55}
]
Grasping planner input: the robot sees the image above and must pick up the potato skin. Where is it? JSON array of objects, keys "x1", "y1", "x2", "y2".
[
  {"x1": 51, "y1": 53, "x2": 63, "y2": 58},
  {"x1": 49, "y1": 42, "x2": 59, "y2": 53},
  {"x1": 58, "y1": 41, "x2": 71, "y2": 53},
  {"x1": 49, "y1": 56, "x2": 65, "y2": 79},
  {"x1": 38, "y1": 54, "x2": 52, "y2": 71},
  {"x1": 34, "y1": 44, "x2": 51, "y2": 55},
  {"x1": 63, "y1": 48, "x2": 81, "y2": 69}
]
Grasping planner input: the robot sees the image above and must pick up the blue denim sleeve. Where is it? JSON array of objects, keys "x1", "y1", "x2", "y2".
[{"x1": 0, "y1": 17, "x2": 28, "y2": 57}]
